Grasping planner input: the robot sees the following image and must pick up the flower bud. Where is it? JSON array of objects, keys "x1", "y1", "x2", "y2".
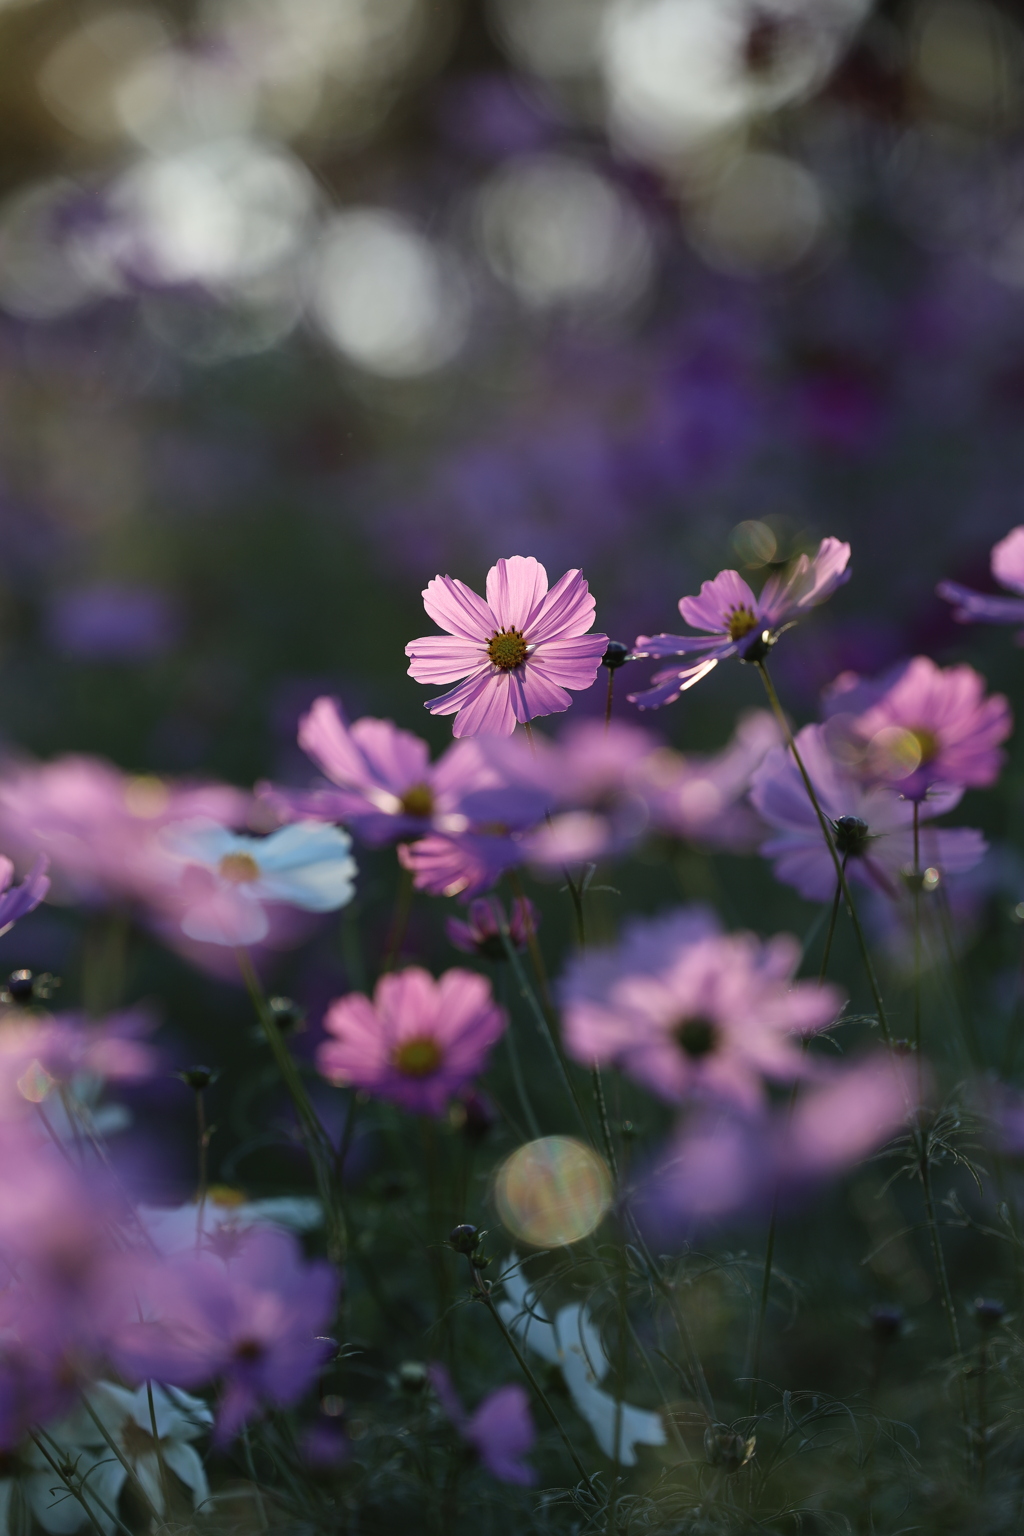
[
  {"x1": 602, "y1": 641, "x2": 631, "y2": 670},
  {"x1": 703, "y1": 1425, "x2": 756, "y2": 1472},
  {"x1": 4, "y1": 970, "x2": 58, "y2": 1006},
  {"x1": 832, "y1": 815, "x2": 870, "y2": 858},
  {"x1": 448, "y1": 1223, "x2": 481, "y2": 1256},
  {"x1": 267, "y1": 996, "x2": 306, "y2": 1035},
  {"x1": 178, "y1": 1065, "x2": 217, "y2": 1092},
  {"x1": 974, "y1": 1297, "x2": 1005, "y2": 1330},
  {"x1": 397, "y1": 1361, "x2": 429, "y2": 1394}
]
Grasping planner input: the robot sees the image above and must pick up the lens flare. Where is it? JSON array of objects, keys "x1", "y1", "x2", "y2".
[{"x1": 495, "y1": 1135, "x2": 612, "y2": 1247}]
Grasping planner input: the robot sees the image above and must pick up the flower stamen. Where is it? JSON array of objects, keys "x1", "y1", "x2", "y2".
[
  {"x1": 487, "y1": 627, "x2": 529, "y2": 671},
  {"x1": 392, "y1": 1036, "x2": 443, "y2": 1078},
  {"x1": 218, "y1": 852, "x2": 261, "y2": 884}
]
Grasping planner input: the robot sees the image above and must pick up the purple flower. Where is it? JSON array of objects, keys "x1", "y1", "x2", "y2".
[
  {"x1": 0, "y1": 853, "x2": 48, "y2": 936},
  {"x1": 632, "y1": 1054, "x2": 916, "y2": 1240},
  {"x1": 428, "y1": 1364, "x2": 535, "y2": 1485},
  {"x1": 108, "y1": 1227, "x2": 338, "y2": 1444},
  {"x1": 561, "y1": 909, "x2": 843, "y2": 1110},
  {"x1": 317, "y1": 967, "x2": 506, "y2": 1116},
  {"x1": 446, "y1": 895, "x2": 539, "y2": 960},
  {"x1": 750, "y1": 723, "x2": 987, "y2": 901},
  {"x1": 405, "y1": 555, "x2": 608, "y2": 737},
  {"x1": 841, "y1": 656, "x2": 1011, "y2": 801},
  {"x1": 262, "y1": 696, "x2": 501, "y2": 846},
  {"x1": 629, "y1": 537, "x2": 850, "y2": 709},
  {"x1": 938, "y1": 526, "x2": 1024, "y2": 637}
]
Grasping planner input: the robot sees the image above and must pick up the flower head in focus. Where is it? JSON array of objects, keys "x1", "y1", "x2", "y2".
[
  {"x1": 107, "y1": 1226, "x2": 338, "y2": 1444},
  {"x1": 318, "y1": 967, "x2": 505, "y2": 1117},
  {"x1": 838, "y1": 657, "x2": 1011, "y2": 802},
  {"x1": 162, "y1": 821, "x2": 357, "y2": 945},
  {"x1": 406, "y1": 555, "x2": 608, "y2": 736},
  {"x1": 428, "y1": 1364, "x2": 535, "y2": 1485},
  {"x1": 561, "y1": 908, "x2": 843, "y2": 1109},
  {"x1": 629, "y1": 537, "x2": 850, "y2": 708},
  {"x1": 261, "y1": 696, "x2": 502, "y2": 845},
  {"x1": 446, "y1": 895, "x2": 538, "y2": 961},
  {"x1": 938, "y1": 526, "x2": 1024, "y2": 638},
  {"x1": 751, "y1": 723, "x2": 986, "y2": 900}
]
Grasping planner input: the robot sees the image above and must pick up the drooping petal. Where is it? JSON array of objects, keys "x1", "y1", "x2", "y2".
[
  {"x1": 422, "y1": 574, "x2": 497, "y2": 641},
  {"x1": 632, "y1": 632, "x2": 728, "y2": 659},
  {"x1": 936, "y1": 581, "x2": 1024, "y2": 626},
  {"x1": 486, "y1": 556, "x2": 549, "y2": 631},
  {"x1": 628, "y1": 658, "x2": 720, "y2": 709},
  {"x1": 992, "y1": 525, "x2": 1024, "y2": 594}
]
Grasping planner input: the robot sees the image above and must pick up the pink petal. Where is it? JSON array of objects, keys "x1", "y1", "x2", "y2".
[
  {"x1": 406, "y1": 634, "x2": 487, "y2": 685},
  {"x1": 628, "y1": 658, "x2": 719, "y2": 708},
  {"x1": 632, "y1": 633, "x2": 727, "y2": 659},
  {"x1": 424, "y1": 667, "x2": 495, "y2": 719},
  {"x1": 485, "y1": 556, "x2": 549, "y2": 631},
  {"x1": 679, "y1": 570, "x2": 758, "y2": 633},
  {"x1": 422, "y1": 575, "x2": 496, "y2": 641},
  {"x1": 528, "y1": 633, "x2": 607, "y2": 689},
  {"x1": 511, "y1": 665, "x2": 574, "y2": 723},
  {"x1": 349, "y1": 718, "x2": 431, "y2": 790},
  {"x1": 992, "y1": 526, "x2": 1024, "y2": 595},
  {"x1": 453, "y1": 673, "x2": 518, "y2": 737},
  {"x1": 298, "y1": 698, "x2": 371, "y2": 788},
  {"x1": 526, "y1": 568, "x2": 596, "y2": 643}
]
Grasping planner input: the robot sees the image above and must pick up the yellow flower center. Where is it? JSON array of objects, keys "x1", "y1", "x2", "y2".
[
  {"x1": 487, "y1": 627, "x2": 529, "y2": 671},
  {"x1": 393, "y1": 1036, "x2": 443, "y2": 1078},
  {"x1": 726, "y1": 605, "x2": 760, "y2": 643},
  {"x1": 218, "y1": 852, "x2": 261, "y2": 884},
  {"x1": 911, "y1": 728, "x2": 938, "y2": 765},
  {"x1": 401, "y1": 783, "x2": 435, "y2": 817}
]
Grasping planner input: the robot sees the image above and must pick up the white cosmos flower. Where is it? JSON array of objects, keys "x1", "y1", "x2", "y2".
[
  {"x1": 496, "y1": 1255, "x2": 666, "y2": 1465},
  {"x1": 139, "y1": 1192, "x2": 322, "y2": 1253},
  {"x1": 161, "y1": 818, "x2": 357, "y2": 944}
]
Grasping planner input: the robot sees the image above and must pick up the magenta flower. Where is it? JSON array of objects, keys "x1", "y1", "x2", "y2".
[
  {"x1": 446, "y1": 895, "x2": 539, "y2": 960},
  {"x1": 842, "y1": 656, "x2": 1011, "y2": 801},
  {"x1": 629, "y1": 537, "x2": 850, "y2": 709},
  {"x1": 262, "y1": 696, "x2": 501, "y2": 845},
  {"x1": 750, "y1": 723, "x2": 987, "y2": 901},
  {"x1": 0, "y1": 853, "x2": 48, "y2": 936},
  {"x1": 107, "y1": 1227, "x2": 338, "y2": 1444},
  {"x1": 405, "y1": 555, "x2": 608, "y2": 737},
  {"x1": 428, "y1": 1364, "x2": 536, "y2": 1485},
  {"x1": 632, "y1": 1054, "x2": 916, "y2": 1239},
  {"x1": 318, "y1": 967, "x2": 506, "y2": 1116},
  {"x1": 938, "y1": 526, "x2": 1024, "y2": 638},
  {"x1": 561, "y1": 909, "x2": 843, "y2": 1110}
]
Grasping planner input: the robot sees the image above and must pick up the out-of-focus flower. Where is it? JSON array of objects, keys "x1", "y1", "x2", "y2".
[
  {"x1": 495, "y1": 1256, "x2": 665, "y2": 1464},
  {"x1": 262, "y1": 696, "x2": 500, "y2": 845},
  {"x1": 0, "y1": 854, "x2": 49, "y2": 937},
  {"x1": 396, "y1": 775, "x2": 549, "y2": 899},
  {"x1": 629, "y1": 538, "x2": 850, "y2": 708},
  {"x1": 632, "y1": 1054, "x2": 916, "y2": 1240},
  {"x1": 0, "y1": 1008, "x2": 157, "y2": 1123},
  {"x1": 0, "y1": 755, "x2": 248, "y2": 909},
  {"x1": 938, "y1": 525, "x2": 1024, "y2": 638},
  {"x1": 750, "y1": 723, "x2": 986, "y2": 900},
  {"x1": 840, "y1": 657, "x2": 1011, "y2": 802},
  {"x1": 45, "y1": 583, "x2": 181, "y2": 662},
  {"x1": 446, "y1": 896, "x2": 538, "y2": 960},
  {"x1": 639, "y1": 708, "x2": 783, "y2": 851},
  {"x1": 428, "y1": 1364, "x2": 535, "y2": 1485},
  {"x1": 406, "y1": 555, "x2": 607, "y2": 736},
  {"x1": 561, "y1": 909, "x2": 842, "y2": 1109},
  {"x1": 139, "y1": 1191, "x2": 322, "y2": 1254},
  {"x1": 318, "y1": 968, "x2": 505, "y2": 1117},
  {"x1": 161, "y1": 821, "x2": 357, "y2": 945},
  {"x1": 108, "y1": 1226, "x2": 338, "y2": 1444},
  {"x1": 48, "y1": 1382, "x2": 211, "y2": 1526}
]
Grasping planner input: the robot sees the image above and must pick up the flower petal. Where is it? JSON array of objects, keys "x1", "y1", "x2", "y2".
[
  {"x1": 527, "y1": 633, "x2": 607, "y2": 689},
  {"x1": 406, "y1": 634, "x2": 487, "y2": 685},
  {"x1": 525, "y1": 567, "x2": 596, "y2": 643},
  {"x1": 422, "y1": 574, "x2": 496, "y2": 641},
  {"x1": 486, "y1": 556, "x2": 549, "y2": 631},
  {"x1": 679, "y1": 570, "x2": 757, "y2": 633},
  {"x1": 511, "y1": 665, "x2": 574, "y2": 723}
]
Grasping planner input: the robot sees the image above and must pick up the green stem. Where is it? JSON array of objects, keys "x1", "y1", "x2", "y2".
[
  {"x1": 605, "y1": 668, "x2": 615, "y2": 729},
  {"x1": 382, "y1": 865, "x2": 414, "y2": 975}
]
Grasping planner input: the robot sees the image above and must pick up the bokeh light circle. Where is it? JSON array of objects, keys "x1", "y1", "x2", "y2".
[{"x1": 495, "y1": 1135, "x2": 612, "y2": 1247}]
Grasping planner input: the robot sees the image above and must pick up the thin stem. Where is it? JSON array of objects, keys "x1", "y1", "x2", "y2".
[
  {"x1": 747, "y1": 1213, "x2": 777, "y2": 1418},
  {"x1": 591, "y1": 1066, "x2": 619, "y2": 1182},
  {"x1": 30, "y1": 1431, "x2": 132, "y2": 1536},
  {"x1": 523, "y1": 720, "x2": 536, "y2": 752},
  {"x1": 819, "y1": 868, "x2": 845, "y2": 983},
  {"x1": 913, "y1": 801, "x2": 922, "y2": 1061},
  {"x1": 195, "y1": 1085, "x2": 210, "y2": 1252},
  {"x1": 605, "y1": 668, "x2": 615, "y2": 730},
  {"x1": 919, "y1": 1153, "x2": 970, "y2": 1436},
  {"x1": 756, "y1": 662, "x2": 892, "y2": 1045},
  {"x1": 77, "y1": 1391, "x2": 161, "y2": 1523},
  {"x1": 382, "y1": 865, "x2": 414, "y2": 975}
]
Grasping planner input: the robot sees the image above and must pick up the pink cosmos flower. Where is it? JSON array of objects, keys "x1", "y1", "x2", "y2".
[
  {"x1": 938, "y1": 526, "x2": 1024, "y2": 638},
  {"x1": 107, "y1": 1227, "x2": 338, "y2": 1444},
  {"x1": 750, "y1": 723, "x2": 986, "y2": 901},
  {"x1": 632, "y1": 1054, "x2": 917, "y2": 1239},
  {"x1": 428, "y1": 1364, "x2": 536, "y2": 1485},
  {"x1": 405, "y1": 555, "x2": 608, "y2": 737},
  {"x1": 261, "y1": 696, "x2": 501, "y2": 845},
  {"x1": 317, "y1": 967, "x2": 506, "y2": 1117},
  {"x1": 446, "y1": 895, "x2": 539, "y2": 961},
  {"x1": 0, "y1": 853, "x2": 49, "y2": 936},
  {"x1": 629, "y1": 537, "x2": 850, "y2": 708},
  {"x1": 561, "y1": 909, "x2": 843, "y2": 1110},
  {"x1": 839, "y1": 656, "x2": 1011, "y2": 801}
]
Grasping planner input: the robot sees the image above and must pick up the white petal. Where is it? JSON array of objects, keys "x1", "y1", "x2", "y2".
[
  {"x1": 560, "y1": 1355, "x2": 666, "y2": 1464},
  {"x1": 256, "y1": 858, "x2": 357, "y2": 912},
  {"x1": 251, "y1": 822, "x2": 353, "y2": 872},
  {"x1": 554, "y1": 1304, "x2": 610, "y2": 1382},
  {"x1": 161, "y1": 1444, "x2": 210, "y2": 1509},
  {"x1": 160, "y1": 819, "x2": 244, "y2": 865}
]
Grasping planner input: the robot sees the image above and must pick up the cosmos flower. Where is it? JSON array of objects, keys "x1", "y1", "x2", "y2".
[
  {"x1": 561, "y1": 909, "x2": 843, "y2": 1109},
  {"x1": 161, "y1": 820, "x2": 357, "y2": 945},
  {"x1": 107, "y1": 1226, "x2": 338, "y2": 1444},
  {"x1": 938, "y1": 526, "x2": 1024, "y2": 638},
  {"x1": 138, "y1": 1192, "x2": 322, "y2": 1254},
  {"x1": 495, "y1": 1257, "x2": 665, "y2": 1465},
  {"x1": 840, "y1": 656, "x2": 1011, "y2": 801},
  {"x1": 632, "y1": 1054, "x2": 917, "y2": 1241},
  {"x1": 317, "y1": 967, "x2": 506, "y2": 1116},
  {"x1": 428, "y1": 1364, "x2": 535, "y2": 1485},
  {"x1": 750, "y1": 723, "x2": 987, "y2": 901},
  {"x1": 446, "y1": 895, "x2": 539, "y2": 960},
  {"x1": 261, "y1": 696, "x2": 501, "y2": 845},
  {"x1": 629, "y1": 537, "x2": 850, "y2": 708},
  {"x1": 405, "y1": 555, "x2": 608, "y2": 737},
  {"x1": 0, "y1": 854, "x2": 49, "y2": 936}
]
